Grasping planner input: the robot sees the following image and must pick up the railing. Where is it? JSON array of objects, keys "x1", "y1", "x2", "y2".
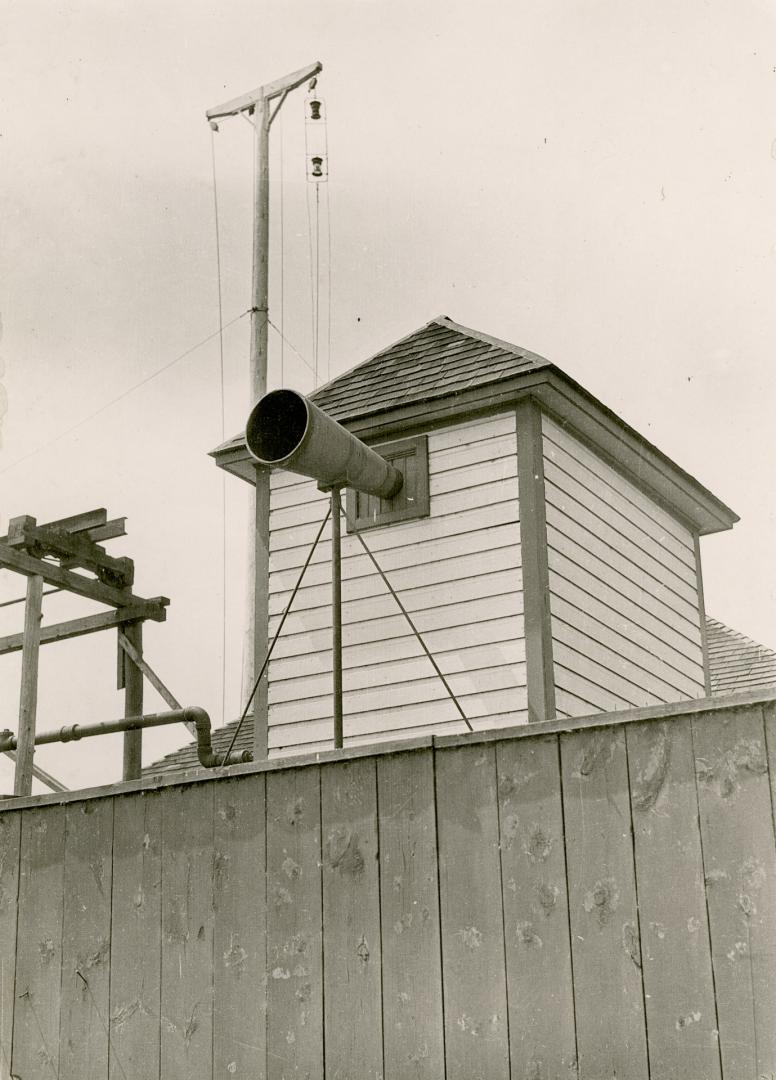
[{"x1": 1, "y1": 689, "x2": 775, "y2": 1079}]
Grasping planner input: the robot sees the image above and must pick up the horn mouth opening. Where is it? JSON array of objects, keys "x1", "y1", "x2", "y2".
[{"x1": 246, "y1": 388, "x2": 310, "y2": 465}]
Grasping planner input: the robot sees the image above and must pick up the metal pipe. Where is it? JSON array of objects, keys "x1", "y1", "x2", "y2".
[
  {"x1": 331, "y1": 487, "x2": 343, "y2": 748},
  {"x1": 0, "y1": 707, "x2": 252, "y2": 770}
]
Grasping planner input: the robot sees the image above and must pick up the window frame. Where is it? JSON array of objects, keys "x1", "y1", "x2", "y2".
[{"x1": 346, "y1": 434, "x2": 430, "y2": 532}]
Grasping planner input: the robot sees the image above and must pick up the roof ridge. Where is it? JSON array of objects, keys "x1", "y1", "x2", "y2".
[{"x1": 432, "y1": 315, "x2": 550, "y2": 365}]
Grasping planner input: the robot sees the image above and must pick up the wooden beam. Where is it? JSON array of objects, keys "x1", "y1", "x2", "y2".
[
  {"x1": 206, "y1": 60, "x2": 322, "y2": 119},
  {"x1": 118, "y1": 631, "x2": 187, "y2": 720},
  {"x1": 78, "y1": 517, "x2": 127, "y2": 543},
  {"x1": 0, "y1": 604, "x2": 168, "y2": 657},
  {"x1": 2, "y1": 751, "x2": 68, "y2": 792},
  {"x1": 0, "y1": 542, "x2": 168, "y2": 612},
  {"x1": 41, "y1": 508, "x2": 107, "y2": 533},
  {"x1": 122, "y1": 622, "x2": 143, "y2": 781},
  {"x1": 6, "y1": 520, "x2": 134, "y2": 586},
  {"x1": 14, "y1": 575, "x2": 43, "y2": 797},
  {"x1": 515, "y1": 398, "x2": 556, "y2": 723}
]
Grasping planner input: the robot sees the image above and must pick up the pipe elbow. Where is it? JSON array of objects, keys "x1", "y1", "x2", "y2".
[{"x1": 183, "y1": 706, "x2": 253, "y2": 769}]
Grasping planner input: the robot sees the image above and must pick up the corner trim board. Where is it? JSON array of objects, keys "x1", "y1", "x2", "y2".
[{"x1": 515, "y1": 399, "x2": 556, "y2": 723}]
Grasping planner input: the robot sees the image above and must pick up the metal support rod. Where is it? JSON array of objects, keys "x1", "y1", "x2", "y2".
[
  {"x1": 14, "y1": 574, "x2": 43, "y2": 796},
  {"x1": 122, "y1": 621, "x2": 143, "y2": 781},
  {"x1": 331, "y1": 487, "x2": 343, "y2": 748}
]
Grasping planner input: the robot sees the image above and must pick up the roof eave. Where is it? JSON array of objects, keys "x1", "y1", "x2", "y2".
[{"x1": 210, "y1": 367, "x2": 738, "y2": 535}]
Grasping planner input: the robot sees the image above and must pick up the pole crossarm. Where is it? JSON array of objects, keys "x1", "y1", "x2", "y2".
[
  {"x1": 206, "y1": 60, "x2": 322, "y2": 120},
  {"x1": 0, "y1": 541, "x2": 168, "y2": 613},
  {"x1": 0, "y1": 604, "x2": 168, "y2": 657}
]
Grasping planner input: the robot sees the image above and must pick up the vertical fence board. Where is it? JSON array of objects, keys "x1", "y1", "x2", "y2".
[
  {"x1": 266, "y1": 765, "x2": 323, "y2": 1079},
  {"x1": 11, "y1": 805, "x2": 66, "y2": 1080},
  {"x1": 109, "y1": 791, "x2": 162, "y2": 1080},
  {"x1": 214, "y1": 776, "x2": 267, "y2": 1079},
  {"x1": 378, "y1": 750, "x2": 445, "y2": 1080},
  {"x1": 561, "y1": 726, "x2": 649, "y2": 1080},
  {"x1": 694, "y1": 705, "x2": 776, "y2": 1079},
  {"x1": 59, "y1": 799, "x2": 115, "y2": 1080},
  {"x1": 496, "y1": 734, "x2": 577, "y2": 1078},
  {"x1": 0, "y1": 811, "x2": 20, "y2": 1080},
  {"x1": 321, "y1": 758, "x2": 383, "y2": 1080},
  {"x1": 435, "y1": 744, "x2": 510, "y2": 1080},
  {"x1": 627, "y1": 719, "x2": 721, "y2": 1080},
  {"x1": 161, "y1": 783, "x2": 215, "y2": 1080}
]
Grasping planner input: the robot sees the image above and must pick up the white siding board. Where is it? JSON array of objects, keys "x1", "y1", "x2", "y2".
[
  {"x1": 269, "y1": 618, "x2": 525, "y2": 681},
  {"x1": 550, "y1": 563, "x2": 704, "y2": 675},
  {"x1": 544, "y1": 465, "x2": 697, "y2": 593},
  {"x1": 542, "y1": 414, "x2": 693, "y2": 548},
  {"x1": 546, "y1": 510, "x2": 700, "y2": 624},
  {"x1": 266, "y1": 412, "x2": 524, "y2": 751},
  {"x1": 269, "y1": 522, "x2": 521, "y2": 594},
  {"x1": 270, "y1": 641, "x2": 526, "y2": 703},
  {"x1": 269, "y1": 476, "x2": 519, "y2": 551},
  {"x1": 550, "y1": 594, "x2": 703, "y2": 697},
  {"x1": 547, "y1": 526, "x2": 701, "y2": 643},
  {"x1": 543, "y1": 417, "x2": 705, "y2": 720},
  {"x1": 269, "y1": 593, "x2": 523, "y2": 658},
  {"x1": 270, "y1": 500, "x2": 519, "y2": 571},
  {"x1": 268, "y1": 693, "x2": 528, "y2": 749},
  {"x1": 269, "y1": 547, "x2": 520, "y2": 616}
]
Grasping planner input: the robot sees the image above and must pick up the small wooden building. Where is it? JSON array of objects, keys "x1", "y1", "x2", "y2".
[{"x1": 212, "y1": 315, "x2": 736, "y2": 756}]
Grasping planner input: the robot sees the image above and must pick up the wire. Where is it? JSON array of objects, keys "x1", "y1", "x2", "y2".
[
  {"x1": 211, "y1": 126, "x2": 229, "y2": 728},
  {"x1": 315, "y1": 183, "x2": 321, "y2": 385},
  {"x1": 342, "y1": 505, "x2": 473, "y2": 731},
  {"x1": 0, "y1": 586, "x2": 60, "y2": 609},
  {"x1": 280, "y1": 109, "x2": 285, "y2": 385},
  {"x1": 305, "y1": 184, "x2": 317, "y2": 384},
  {"x1": 325, "y1": 182, "x2": 333, "y2": 385},
  {"x1": 223, "y1": 505, "x2": 331, "y2": 764},
  {"x1": 0, "y1": 310, "x2": 250, "y2": 478},
  {"x1": 267, "y1": 319, "x2": 316, "y2": 377}
]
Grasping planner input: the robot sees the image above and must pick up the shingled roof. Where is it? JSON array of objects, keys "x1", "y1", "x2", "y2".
[
  {"x1": 143, "y1": 616, "x2": 776, "y2": 779},
  {"x1": 212, "y1": 315, "x2": 552, "y2": 458}
]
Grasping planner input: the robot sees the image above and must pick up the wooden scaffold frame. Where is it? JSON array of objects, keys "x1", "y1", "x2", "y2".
[{"x1": 0, "y1": 508, "x2": 169, "y2": 795}]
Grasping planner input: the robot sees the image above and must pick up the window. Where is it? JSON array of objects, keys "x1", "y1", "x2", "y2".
[{"x1": 346, "y1": 434, "x2": 429, "y2": 531}]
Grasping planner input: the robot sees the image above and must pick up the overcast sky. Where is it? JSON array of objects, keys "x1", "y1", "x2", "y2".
[{"x1": 1, "y1": 0, "x2": 775, "y2": 791}]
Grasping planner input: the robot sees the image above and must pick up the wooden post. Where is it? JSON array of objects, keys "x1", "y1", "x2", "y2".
[
  {"x1": 243, "y1": 95, "x2": 272, "y2": 758},
  {"x1": 331, "y1": 487, "x2": 343, "y2": 748},
  {"x1": 122, "y1": 621, "x2": 143, "y2": 780},
  {"x1": 14, "y1": 574, "x2": 43, "y2": 796},
  {"x1": 515, "y1": 398, "x2": 556, "y2": 723}
]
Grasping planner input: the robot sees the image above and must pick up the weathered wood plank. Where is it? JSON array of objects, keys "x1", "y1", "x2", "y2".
[
  {"x1": 213, "y1": 776, "x2": 267, "y2": 1078},
  {"x1": 496, "y1": 734, "x2": 577, "y2": 1077},
  {"x1": 14, "y1": 574, "x2": 43, "y2": 797},
  {"x1": 377, "y1": 750, "x2": 444, "y2": 1079},
  {"x1": 0, "y1": 603, "x2": 168, "y2": 657},
  {"x1": 160, "y1": 783, "x2": 215, "y2": 1080},
  {"x1": 59, "y1": 798, "x2": 115, "y2": 1080},
  {"x1": 266, "y1": 765, "x2": 323, "y2": 1079},
  {"x1": 320, "y1": 758, "x2": 383, "y2": 1079},
  {"x1": 627, "y1": 719, "x2": 721, "y2": 1080},
  {"x1": 435, "y1": 744, "x2": 510, "y2": 1080},
  {"x1": 109, "y1": 792, "x2": 162, "y2": 1079},
  {"x1": 0, "y1": 811, "x2": 20, "y2": 1080},
  {"x1": 560, "y1": 725, "x2": 649, "y2": 1080},
  {"x1": 11, "y1": 806, "x2": 66, "y2": 1080},
  {"x1": 694, "y1": 705, "x2": 776, "y2": 1079}
]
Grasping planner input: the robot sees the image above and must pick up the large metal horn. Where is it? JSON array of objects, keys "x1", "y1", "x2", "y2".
[{"x1": 245, "y1": 389, "x2": 403, "y2": 498}]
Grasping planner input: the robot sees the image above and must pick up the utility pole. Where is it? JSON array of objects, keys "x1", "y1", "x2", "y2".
[{"x1": 207, "y1": 61, "x2": 322, "y2": 759}]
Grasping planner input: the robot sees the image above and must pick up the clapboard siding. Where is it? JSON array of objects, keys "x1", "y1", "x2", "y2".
[
  {"x1": 266, "y1": 413, "x2": 525, "y2": 754},
  {"x1": 543, "y1": 416, "x2": 706, "y2": 717}
]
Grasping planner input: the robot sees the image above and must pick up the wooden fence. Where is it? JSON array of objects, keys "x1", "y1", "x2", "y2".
[{"x1": 1, "y1": 691, "x2": 776, "y2": 1079}]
